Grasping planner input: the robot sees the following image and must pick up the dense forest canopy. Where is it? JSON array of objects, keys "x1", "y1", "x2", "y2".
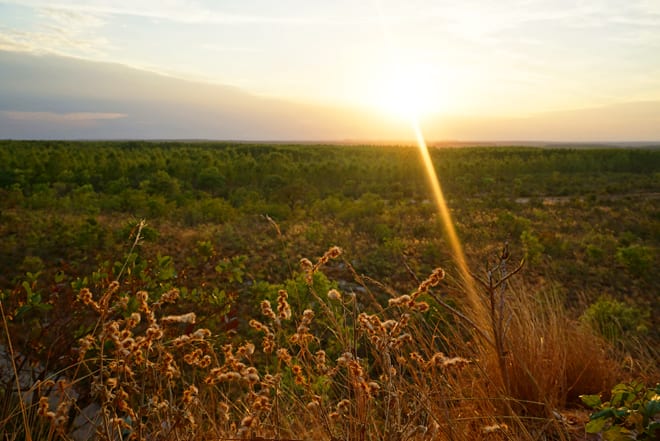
[{"x1": 1, "y1": 141, "x2": 657, "y2": 318}]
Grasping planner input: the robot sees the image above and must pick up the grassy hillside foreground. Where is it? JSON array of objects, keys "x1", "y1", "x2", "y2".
[{"x1": 0, "y1": 141, "x2": 658, "y2": 440}]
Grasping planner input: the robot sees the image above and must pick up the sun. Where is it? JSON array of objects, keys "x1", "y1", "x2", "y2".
[{"x1": 369, "y1": 59, "x2": 442, "y2": 121}]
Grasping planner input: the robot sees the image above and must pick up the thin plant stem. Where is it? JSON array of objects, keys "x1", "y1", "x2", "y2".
[{"x1": 0, "y1": 300, "x2": 33, "y2": 441}]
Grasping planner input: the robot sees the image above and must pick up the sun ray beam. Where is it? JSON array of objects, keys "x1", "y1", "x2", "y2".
[
  {"x1": 411, "y1": 117, "x2": 482, "y2": 320},
  {"x1": 371, "y1": 0, "x2": 483, "y2": 324}
]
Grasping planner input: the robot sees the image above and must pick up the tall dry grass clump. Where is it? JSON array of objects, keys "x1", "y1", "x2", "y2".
[
  {"x1": 459, "y1": 247, "x2": 621, "y2": 426},
  {"x1": 489, "y1": 285, "x2": 617, "y2": 410}
]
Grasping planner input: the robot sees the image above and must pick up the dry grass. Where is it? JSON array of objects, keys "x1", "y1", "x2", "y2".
[{"x1": 0, "y1": 243, "x2": 638, "y2": 441}]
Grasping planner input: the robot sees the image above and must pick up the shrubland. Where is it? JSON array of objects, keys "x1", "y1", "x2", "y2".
[{"x1": 0, "y1": 141, "x2": 658, "y2": 440}]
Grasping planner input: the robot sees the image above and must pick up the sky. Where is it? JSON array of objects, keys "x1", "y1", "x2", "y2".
[{"x1": 1, "y1": 0, "x2": 660, "y2": 141}]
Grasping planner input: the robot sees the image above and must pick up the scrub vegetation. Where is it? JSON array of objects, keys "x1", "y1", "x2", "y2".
[{"x1": 0, "y1": 141, "x2": 658, "y2": 440}]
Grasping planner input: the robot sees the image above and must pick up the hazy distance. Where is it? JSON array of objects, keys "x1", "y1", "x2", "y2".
[{"x1": 1, "y1": 51, "x2": 660, "y2": 143}]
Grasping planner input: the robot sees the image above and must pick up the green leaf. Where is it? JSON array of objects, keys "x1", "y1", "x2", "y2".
[
  {"x1": 585, "y1": 417, "x2": 608, "y2": 433},
  {"x1": 581, "y1": 394, "x2": 602, "y2": 408},
  {"x1": 612, "y1": 407, "x2": 630, "y2": 420},
  {"x1": 603, "y1": 426, "x2": 635, "y2": 441},
  {"x1": 645, "y1": 398, "x2": 660, "y2": 418},
  {"x1": 54, "y1": 271, "x2": 66, "y2": 283},
  {"x1": 592, "y1": 408, "x2": 617, "y2": 420},
  {"x1": 33, "y1": 303, "x2": 53, "y2": 312},
  {"x1": 15, "y1": 305, "x2": 30, "y2": 319},
  {"x1": 29, "y1": 292, "x2": 42, "y2": 304},
  {"x1": 21, "y1": 281, "x2": 32, "y2": 297}
]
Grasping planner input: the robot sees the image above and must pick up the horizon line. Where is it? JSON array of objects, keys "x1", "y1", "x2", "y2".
[{"x1": 2, "y1": 138, "x2": 659, "y2": 147}]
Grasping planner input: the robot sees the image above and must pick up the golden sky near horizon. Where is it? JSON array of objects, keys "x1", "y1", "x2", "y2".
[{"x1": 1, "y1": 0, "x2": 660, "y2": 140}]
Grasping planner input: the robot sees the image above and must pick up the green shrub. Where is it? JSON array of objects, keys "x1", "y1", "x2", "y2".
[
  {"x1": 521, "y1": 229, "x2": 544, "y2": 265},
  {"x1": 580, "y1": 296, "x2": 649, "y2": 342},
  {"x1": 616, "y1": 244, "x2": 654, "y2": 277},
  {"x1": 581, "y1": 381, "x2": 660, "y2": 440}
]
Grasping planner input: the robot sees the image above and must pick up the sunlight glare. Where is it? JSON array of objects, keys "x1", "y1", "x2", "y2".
[
  {"x1": 411, "y1": 118, "x2": 483, "y2": 322},
  {"x1": 371, "y1": 60, "x2": 441, "y2": 121}
]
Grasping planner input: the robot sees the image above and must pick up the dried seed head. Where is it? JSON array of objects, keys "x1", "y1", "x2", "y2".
[
  {"x1": 77, "y1": 335, "x2": 96, "y2": 361},
  {"x1": 240, "y1": 415, "x2": 254, "y2": 428},
  {"x1": 126, "y1": 312, "x2": 141, "y2": 327},
  {"x1": 182, "y1": 385, "x2": 198, "y2": 405},
  {"x1": 368, "y1": 381, "x2": 381, "y2": 394},
  {"x1": 204, "y1": 368, "x2": 224, "y2": 385},
  {"x1": 78, "y1": 288, "x2": 100, "y2": 311},
  {"x1": 276, "y1": 348, "x2": 292, "y2": 365},
  {"x1": 184, "y1": 349, "x2": 203, "y2": 365},
  {"x1": 262, "y1": 333, "x2": 275, "y2": 353},
  {"x1": 429, "y1": 267, "x2": 445, "y2": 284},
  {"x1": 136, "y1": 290, "x2": 150, "y2": 314},
  {"x1": 146, "y1": 325, "x2": 164, "y2": 341},
  {"x1": 106, "y1": 377, "x2": 118, "y2": 389},
  {"x1": 409, "y1": 352, "x2": 425, "y2": 365},
  {"x1": 37, "y1": 396, "x2": 51, "y2": 417},
  {"x1": 483, "y1": 423, "x2": 508, "y2": 434},
  {"x1": 261, "y1": 373, "x2": 280, "y2": 390},
  {"x1": 413, "y1": 301, "x2": 430, "y2": 312},
  {"x1": 160, "y1": 288, "x2": 180, "y2": 304},
  {"x1": 136, "y1": 291, "x2": 148, "y2": 303},
  {"x1": 300, "y1": 258, "x2": 313, "y2": 271},
  {"x1": 191, "y1": 328, "x2": 212, "y2": 339},
  {"x1": 260, "y1": 300, "x2": 277, "y2": 321},
  {"x1": 244, "y1": 372, "x2": 260, "y2": 385},
  {"x1": 337, "y1": 399, "x2": 350, "y2": 413},
  {"x1": 412, "y1": 267, "x2": 446, "y2": 299},
  {"x1": 382, "y1": 319, "x2": 398, "y2": 330},
  {"x1": 107, "y1": 280, "x2": 120, "y2": 294},
  {"x1": 315, "y1": 246, "x2": 342, "y2": 269},
  {"x1": 388, "y1": 294, "x2": 411, "y2": 307},
  {"x1": 301, "y1": 309, "x2": 315, "y2": 324},
  {"x1": 161, "y1": 312, "x2": 196, "y2": 325},
  {"x1": 252, "y1": 395, "x2": 271, "y2": 412},
  {"x1": 227, "y1": 371, "x2": 242, "y2": 381},
  {"x1": 441, "y1": 356, "x2": 470, "y2": 369},
  {"x1": 199, "y1": 355, "x2": 212, "y2": 368},
  {"x1": 237, "y1": 342, "x2": 255, "y2": 358},
  {"x1": 292, "y1": 364, "x2": 306, "y2": 385},
  {"x1": 78, "y1": 288, "x2": 93, "y2": 304},
  {"x1": 426, "y1": 352, "x2": 447, "y2": 368},
  {"x1": 336, "y1": 352, "x2": 353, "y2": 365},
  {"x1": 314, "y1": 350, "x2": 328, "y2": 372},
  {"x1": 276, "y1": 290, "x2": 292, "y2": 320},
  {"x1": 327, "y1": 289, "x2": 342, "y2": 301},
  {"x1": 328, "y1": 246, "x2": 342, "y2": 259},
  {"x1": 392, "y1": 333, "x2": 413, "y2": 349},
  {"x1": 218, "y1": 401, "x2": 230, "y2": 415},
  {"x1": 53, "y1": 398, "x2": 73, "y2": 428},
  {"x1": 249, "y1": 319, "x2": 265, "y2": 332}
]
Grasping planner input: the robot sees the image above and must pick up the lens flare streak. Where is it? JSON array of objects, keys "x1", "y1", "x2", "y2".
[{"x1": 411, "y1": 118, "x2": 480, "y2": 312}]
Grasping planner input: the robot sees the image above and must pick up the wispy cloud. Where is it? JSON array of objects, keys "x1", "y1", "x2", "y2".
[
  {"x1": 2, "y1": 110, "x2": 127, "y2": 122},
  {"x1": 0, "y1": 4, "x2": 110, "y2": 56},
  {"x1": 200, "y1": 43, "x2": 262, "y2": 53},
  {"x1": 2, "y1": 0, "x2": 310, "y2": 25}
]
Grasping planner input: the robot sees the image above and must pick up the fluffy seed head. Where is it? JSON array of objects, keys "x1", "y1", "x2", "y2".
[
  {"x1": 276, "y1": 290, "x2": 291, "y2": 320},
  {"x1": 327, "y1": 289, "x2": 342, "y2": 301}
]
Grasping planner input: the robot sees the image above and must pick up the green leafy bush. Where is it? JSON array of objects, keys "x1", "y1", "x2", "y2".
[
  {"x1": 581, "y1": 381, "x2": 660, "y2": 440},
  {"x1": 616, "y1": 244, "x2": 654, "y2": 277},
  {"x1": 580, "y1": 296, "x2": 649, "y2": 342},
  {"x1": 521, "y1": 229, "x2": 544, "y2": 265}
]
